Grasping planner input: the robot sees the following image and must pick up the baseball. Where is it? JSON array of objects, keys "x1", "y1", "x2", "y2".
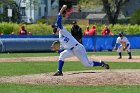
[{"x1": 63, "y1": 5, "x2": 67, "y2": 8}]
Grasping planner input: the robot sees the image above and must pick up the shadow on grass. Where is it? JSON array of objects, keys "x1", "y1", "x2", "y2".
[{"x1": 67, "y1": 71, "x2": 101, "y2": 75}]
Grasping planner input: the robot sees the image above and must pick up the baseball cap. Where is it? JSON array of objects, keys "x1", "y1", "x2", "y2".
[
  {"x1": 119, "y1": 31, "x2": 124, "y2": 35},
  {"x1": 51, "y1": 24, "x2": 58, "y2": 33},
  {"x1": 51, "y1": 24, "x2": 58, "y2": 28},
  {"x1": 72, "y1": 20, "x2": 77, "y2": 24}
]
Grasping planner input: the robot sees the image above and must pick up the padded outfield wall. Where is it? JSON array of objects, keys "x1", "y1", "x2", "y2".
[
  {"x1": 82, "y1": 35, "x2": 140, "y2": 51},
  {"x1": 0, "y1": 35, "x2": 140, "y2": 52}
]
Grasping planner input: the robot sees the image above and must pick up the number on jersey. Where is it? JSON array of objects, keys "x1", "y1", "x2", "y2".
[{"x1": 64, "y1": 37, "x2": 69, "y2": 43}]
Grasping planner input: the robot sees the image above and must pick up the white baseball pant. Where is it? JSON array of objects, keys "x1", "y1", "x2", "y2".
[
  {"x1": 117, "y1": 44, "x2": 131, "y2": 52},
  {"x1": 59, "y1": 43, "x2": 94, "y2": 67}
]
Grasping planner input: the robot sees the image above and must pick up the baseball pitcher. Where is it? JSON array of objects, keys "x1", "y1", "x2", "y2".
[
  {"x1": 52, "y1": 5, "x2": 110, "y2": 76},
  {"x1": 114, "y1": 31, "x2": 132, "y2": 59}
]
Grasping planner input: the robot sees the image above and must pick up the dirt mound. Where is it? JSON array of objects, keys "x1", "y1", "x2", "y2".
[
  {"x1": 0, "y1": 56, "x2": 140, "y2": 85},
  {"x1": 0, "y1": 70, "x2": 140, "y2": 85}
]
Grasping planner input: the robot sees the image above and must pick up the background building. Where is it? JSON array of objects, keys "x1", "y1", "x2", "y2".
[
  {"x1": 16, "y1": 0, "x2": 59, "y2": 23},
  {"x1": 0, "y1": 0, "x2": 139, "y2": 23}
]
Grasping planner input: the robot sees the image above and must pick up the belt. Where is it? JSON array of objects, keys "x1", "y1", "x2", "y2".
[{"x1": 70, "y1": 44, "x2": 78, "y2": 50}]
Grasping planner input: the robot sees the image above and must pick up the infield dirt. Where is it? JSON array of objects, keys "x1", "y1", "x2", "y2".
[
  {"x1": 0, "y1": 55, "x2": 140, "y2": 85},
  {"x1": 0, "y1": 69, "x2": 140, "y2": 85},
  {"x1": 0, "y1": 55, "x2": 140, "y2": 62}
]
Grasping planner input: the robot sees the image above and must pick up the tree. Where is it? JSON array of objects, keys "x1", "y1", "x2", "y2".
[
  {"x1": 0, "y1": 0, "x2": 39, "y2": 23},
  {"x1": 59, "y1": 0, "x2": 75, "y2": 9},
  {"x1": 0, "y1": 0, "x2": 20, "y2": 23},
  {"x1": 101, "y1": 0, "x2": 129, "y2": 25},
  {"x1": 130, "y1": 8, "x2": 140, "y2": 25}
]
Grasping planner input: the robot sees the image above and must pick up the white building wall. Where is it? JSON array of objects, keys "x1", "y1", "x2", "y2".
[
  {"x1": 15, "y1": 0, "x2": 59, "y2": 23},
  {"x1": 51, "y1": 0, "x2": 59, "y2": 16},
  {"x1": 47, "y1": 0, "x2": 52, "y2": 16}
]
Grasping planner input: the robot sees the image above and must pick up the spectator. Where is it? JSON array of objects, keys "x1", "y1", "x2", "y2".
[
  {"x1": 28, "y1": 31, "x2": 32, "y2": 35},
  {"x1": 89, "y1": 25, "x2": 96, "y2": 35},
  {"x1": 19, "y1": 25, "x2": 27, "y2": 35},
  {"x1": 101, "y1": 26, "x2": 113, "y2": 35},
  {"x1": 0, "y1": 32, "x2": 4, "y2": 35},
  {"x1": 10, "y1": 32, "x2": 15, "y2": 35},
  {"x1": 83, "y1": 26, "x2": 91, "y2": 36},
  {"x1": 78, "y1": 5, "x2": 81, "y2": 12},
  {"x1": 71, "y1": 20, "x2": 82, "y2": 43}
]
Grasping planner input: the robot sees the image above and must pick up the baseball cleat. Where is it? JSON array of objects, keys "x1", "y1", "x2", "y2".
[
  {"x1": 53, "y1": 71, "x2": 63, "y2": 76},
  {"x1": 100, "y1": 61, "x2": 110, "y2": 69},
  {"x1": 128, "y1": 56, "x2": 132, "y2": 59},
  {"x1": 118, "y1": 57, "x2": 122, "y2": 59}
]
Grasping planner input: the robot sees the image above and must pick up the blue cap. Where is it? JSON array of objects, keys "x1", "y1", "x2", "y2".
[
  {"x1": 51, "y1": 24, "x2": 58, "y2": 34},
  {"x1": 51, "y1": 24, "x2": 58, "y2": 28},
  {"x1": 119, "y1": 31, "x2": 124, "y2": 35}
]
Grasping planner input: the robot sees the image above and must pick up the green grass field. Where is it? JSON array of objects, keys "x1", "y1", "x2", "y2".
[
  {"x1": 0, "y1": 62, "x2": 140, "y2": 76},
  {"x1": 0, "y1": 84, "x2": 140, "y2": 93},
  {"x1": 0, "y1": 62, "x2": 140, "y2": 93},
  {"x1": 0, "y1": 50, "x2": 140, "y2": 93}
]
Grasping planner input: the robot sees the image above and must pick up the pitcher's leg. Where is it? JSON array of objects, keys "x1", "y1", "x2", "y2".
[
  {"x1": 58, "y1": 60, "x2": 64, "y2": 72},
  {"x1": 74, "y1": 46, "x2": 93, "y2": 67},
  {"x1": 74, "y1": 45, "x2": 109, "y2": 69},
  {"x1": 59, "y1": 50, "x2": 74, "y2": 61},
  {"x1": 54, "y1": 50, "x2": 74, "y2": 76},
  {"x1": 74, "y1": 49, "x2": 109, "y2": 69},
  {"x1": 58, "y1": 50, "x2": 74, "y2": 71}
]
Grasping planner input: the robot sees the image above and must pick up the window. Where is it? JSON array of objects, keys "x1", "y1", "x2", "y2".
[
  {"x1": 20, "y1": 7, "x2": 26, "y2": 16},
  {"x1": 39, "y1": 7, "x2": 41, "y2": 16},
  {"x1": 51, "y1": 0, "x2": 55, "y2": 4},
  {"x1": 41, "y1": 0, "x2": 45, "y2": 4},
  {"x1": 22, "y1": 0, "x2": 26, "y2": 3}
]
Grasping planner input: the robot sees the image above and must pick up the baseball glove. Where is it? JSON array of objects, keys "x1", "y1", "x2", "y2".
[
  {"x1": 51, "y1": 41, "x2": 60, "y2": 51},
  {"x1": 123, "y1": 46, "x2": 127, "y2": 51},
  {"x1": 121, "y1": 42, "x2": 127, "y2": 51}
]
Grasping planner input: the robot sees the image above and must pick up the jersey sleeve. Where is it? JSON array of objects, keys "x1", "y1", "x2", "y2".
[
  {"x1": 114, "y1": 37, "x2": 119, "y2": 48},
  {"x1": 116, "y1": 37, "x2": 120, "y2": 44},
  {"x1": 56, "y1": 14, "x2": 63, "y2": 29},
  {"x1": 125, "y1": 37, "x2": 129, "y2": 44}
]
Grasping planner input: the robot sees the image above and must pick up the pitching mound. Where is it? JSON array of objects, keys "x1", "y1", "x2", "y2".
[{"x1": 0, "y1": 69, "x2": 140, "y2": 85}]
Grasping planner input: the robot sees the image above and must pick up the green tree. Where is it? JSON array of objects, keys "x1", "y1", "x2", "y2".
[
  {"x1": 0, "y1": 0, "x2": 39, "y2": 23},
  {"x1": 101, "y1": 0, "x2": 129, "y2": 25},
  {"x1": 59, "y1": 0, "x2": 76, "y2": 9},
  {"x1": 0, "y1": 0, "x2": 20, "y2": 23},
  {"x1": 130, "y1": 8, "x2": 140, "y2": 25}
]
